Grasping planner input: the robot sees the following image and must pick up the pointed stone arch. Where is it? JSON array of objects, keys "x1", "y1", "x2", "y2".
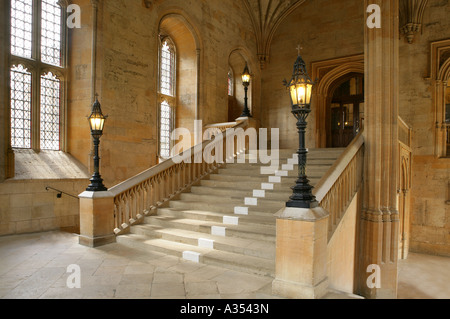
[
  {"x1": 227, "y1": 47, "x2": 260, "y2": 122},
  {"x1": 311, "y1": 55, "x2": 365, "y2": 148},
  {"x1": 429, "y1": 39, "x2": 450, "y2": 158}
]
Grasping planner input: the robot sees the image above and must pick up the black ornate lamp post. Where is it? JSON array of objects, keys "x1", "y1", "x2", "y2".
[
  {"x1": 240, "y1": 63, "x2": 252, "y2": 117},
  {"x1": 283, "y1": 52, "x2": 317, "y2": 209},
  {"x1": 86, "y1": 98, "x2": 108, "y2": 192}
]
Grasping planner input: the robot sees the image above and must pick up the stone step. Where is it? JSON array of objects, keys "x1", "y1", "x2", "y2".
[
  {"x1": 199, "y1": 178, "x2": 321, "y2": 191},
  {"x1": 169, "y1": 198, "x2": 284, "y2": 216},
  {"x1": 217, "y1": 166, "x2": 332, "y2": 177},
  {"x1": 117, "y1": 234, "x2": 275, "y2": 276},
  {"x1": 209, "y1": 172, "x2": 311, "y2": 181},
  {"x1": 200, "y1": 179, "x2": 274, "y2": 190},
  {"x1": 225, "y1": 159, "x2": 337, "y2": 170},
  {"x1": 276, "y1": 149, "x2": 344, "y2": 158},
  {"x1": 144, "y1": 215, "x2": 276, "y2": 241},
  {"x1": 190, "y1": 185, "x2": 292, "y2": 201},
  {"x1": 226, "y1": 151, "x2": 342, "y2": 166},
  {"x1": 179, "y1": 192, "x2": 285, "y2": 206},
  {"x1": 156, "y1": 207, "x2": 277, "y2": 226},
  {"x1": 116, "y1": 147, "x2": 343, "y2": 279},
  {"x1": 209, "y1": 173, "x2": 323, "y2": 187},
  {"x1": 129, "y1": 225, "x2": 275, "y2": 260}
]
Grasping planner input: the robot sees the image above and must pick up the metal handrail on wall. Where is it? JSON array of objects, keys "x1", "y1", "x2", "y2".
[{"x1": 45, "y1": 186, "x2": 79, "y2": 199}]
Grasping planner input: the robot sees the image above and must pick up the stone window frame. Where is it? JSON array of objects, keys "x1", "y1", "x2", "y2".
[
  {"x1": 7, "y1": 0, "x2": 69, "y2": 153},
  {"x1": 157, "y1": 35, "x2": 177, "y2": 160}
]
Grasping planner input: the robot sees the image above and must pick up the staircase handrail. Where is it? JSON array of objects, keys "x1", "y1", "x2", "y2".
[
  {"x1": 314, "y1": 131, "x2": 364, "y2": 202},
  {"x1": 110, "y1": 120, "x2": 248, "y2": 234},
  {"x1": 109, "y1": 120, "x2": 246, "y2": 197},
  {"x1": 313, "y1": 130, "x2": 365, "y2": 240}
]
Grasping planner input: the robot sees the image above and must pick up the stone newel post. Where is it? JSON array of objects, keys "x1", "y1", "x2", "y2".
[
  {"x1": 78, "y1": 191, "x2": 116, "y2": 247},
  {"x1": 272, "y1": 207, "x2": 329, "y2": 299}
]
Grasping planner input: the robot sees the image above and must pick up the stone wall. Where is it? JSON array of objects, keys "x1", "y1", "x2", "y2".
[
  {"x1": 0, "y1": 151, "x2": 90, "y2": 236},
  {"x1": 68, "y1": 0, "x2": 258, "y2": 187},
  {"x1": 0, "y1": 179, "x2": 88, "y2": 236},
  {"x1": 398, "y1": 0, "x2": 450, "y2": 257},
  {"x1": 327, "y1": 191, "x2": 360, "y2": 294}
]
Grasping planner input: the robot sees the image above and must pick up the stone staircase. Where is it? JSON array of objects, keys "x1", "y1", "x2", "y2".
[{"x1": 116, "y1": 148, "x2": 344, "y2": 278}]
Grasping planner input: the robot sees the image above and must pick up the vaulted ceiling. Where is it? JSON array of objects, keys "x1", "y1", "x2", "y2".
[
  {"x1": 243, "y1": 0, "x2": 431, "y2": 69},
  {"x1": 242, "y1": 0, "x2": 306, "y2": 69}
]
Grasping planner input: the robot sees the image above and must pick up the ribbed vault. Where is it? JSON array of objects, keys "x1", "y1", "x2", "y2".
[{"x1": 243, "y1": 0, "x2": 306, "y2": 69}]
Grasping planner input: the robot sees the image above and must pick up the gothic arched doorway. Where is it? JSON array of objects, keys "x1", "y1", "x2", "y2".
[
  {"x1": 311, "y1": 54, "x2": 364, "y2": 148},
  {"x1": 327, "y1": 73, "x2": 364, "y2": 148}
]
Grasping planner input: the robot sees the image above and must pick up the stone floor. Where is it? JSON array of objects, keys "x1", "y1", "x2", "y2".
[
  {"x1": 0, "y1": 231, "x2": 448, "y2": 299},
  {"x1": 397, "y1": 251, "x2": 450, "y2": 299}
]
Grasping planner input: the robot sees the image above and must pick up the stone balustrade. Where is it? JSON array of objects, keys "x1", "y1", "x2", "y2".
[
  {"x1": 314, "y1": 131, "x2": 365, "y2": 241},
  {"x1": 78, "y1": 120, "x2": 250, "y2": 247}
]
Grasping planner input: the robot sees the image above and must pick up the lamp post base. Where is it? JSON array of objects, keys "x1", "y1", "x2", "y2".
[
  {"x1": 86, "y1": 173, "x2": 107, "y2": 192},
  {"x1": 286, "y1": 176, "x2": 318, "y2": 209},
  {"x1": 240, "y1": 110, "x2": 252, "y2": 118}
]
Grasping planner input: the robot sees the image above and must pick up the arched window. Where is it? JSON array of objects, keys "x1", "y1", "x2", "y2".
[
  {"x1": 9, "y1": 0, "x2": 67, "y2": 151},
  {"x1": 158, "y1": 36, "x2": 176, "y2": 159}
]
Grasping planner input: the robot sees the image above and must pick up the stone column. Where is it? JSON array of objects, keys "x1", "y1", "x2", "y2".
[
  {"x1": 272, "y1": 207, "x2": 329, "y2": 299},
  {"x1": 78, "y1": 191, "x2": 116, "y2": 247},
  {"x1": 358, "y1": 0, "x2": 400, "y2": 299}
]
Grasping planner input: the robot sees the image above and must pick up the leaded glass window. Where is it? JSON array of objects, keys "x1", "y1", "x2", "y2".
[
  {"x1": 41, "y1": 0, "x2": 62, "y2": 66},
  {"x1": 10, "y1": 0, "x2": 33, "y2": 59},
  {"x1": 10, "y1": 65, "x2": 32, "y2": 149},
  {"x1": 9, "y1": 0, "x2": 66, "y2": 151},
  {"x1": 160, "y1": 100, "x2": 172, "y2": 159},
  {"x1": 160, "y1": 39, "x2": 175, "y2": 96},
  {"x1": 40, "y1": 72, "x2": 60, "y2": 150},
  {"x1": 158, "y1": 36, "x2": 176, "y2": 159}
]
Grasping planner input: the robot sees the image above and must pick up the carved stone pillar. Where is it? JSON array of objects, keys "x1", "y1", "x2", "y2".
[{"x1": 358, "y1": 0, "x2": 400, "y2": 299}]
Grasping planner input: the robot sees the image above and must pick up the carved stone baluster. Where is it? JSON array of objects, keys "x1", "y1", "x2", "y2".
[
  {"x1": 157, "y1": 174, "x2": 164, "y2": 205},
  {"x1": 150, "y1": 179, "x2": 157, "y2": 208}
]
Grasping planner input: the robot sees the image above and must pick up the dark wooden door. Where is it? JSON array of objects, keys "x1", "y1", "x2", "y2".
[{"x1": 330, "y1": 99, "x2": 362, "y2": 148}]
